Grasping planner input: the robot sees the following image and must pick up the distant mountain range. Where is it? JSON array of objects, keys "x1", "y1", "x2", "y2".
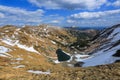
[{"x1": 64, "y1": 26, "x2": 106, "y2": 30}]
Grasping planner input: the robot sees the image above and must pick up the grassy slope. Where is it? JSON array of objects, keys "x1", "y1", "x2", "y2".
[
  {"x1": 0, "y1": 25, "x2": 119, "y2": 80},
  {"x1": 0, "y1": 55, "x2": 120, "y2": 80},
  {"x1": 0, "y1": 46, "x2": 119, "y2": 80}
]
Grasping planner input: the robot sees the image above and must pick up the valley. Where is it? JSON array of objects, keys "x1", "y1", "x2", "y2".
[{"x1": 0, "y1": 24, "x2": 120, "y2": 80}]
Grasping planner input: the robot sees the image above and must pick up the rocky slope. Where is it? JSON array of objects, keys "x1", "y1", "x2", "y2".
[
  {"x1": 65, "y1": 27, "x2": 98, "y2": 51},
  {"x1": 0, "y1": 24, "x2": 77, "y2": 79},
  {"x1": 66, "y1": 24, "x2": 120, "y2": 67},
  {"x1": 0, "y1": 25, "x2": 76, "y2": 57},
  {"x1": 0, "y1": 24, "x2": 96, "y2": 57},
  {"x1": 0, "y1": 24, "x2": 120, "y2": 80},
  {"x1": 0, "y1": 24, "x2": 94, "y2": 71}
]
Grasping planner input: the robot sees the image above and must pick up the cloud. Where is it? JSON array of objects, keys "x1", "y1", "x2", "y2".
[
  {"x1": 28, "y1": 0, "x2": 107, "y2": 10},
  {"x1": 41, "y1": 15, "x2": 65, "y2": 26},
  {"x1": 0, "y1": 12, "x2": 4, "y2": 18},
  {"x1": 107, "y1": 0, "x2": 120, "y2": 7},
  {"x1": 0, "y1": 5, "x2": 44, "y2": 16},
  {"x1": 50, "y1": 20, "x2": 60, "y2": 23},
  {"x1": 0, "y1": 5, "x2": 65, "y2": 26},
  {"x1": 113, "y1": 0, "x2": 120, "y2": 7},
  {"x1": 70, "y1": 9, "x2": 120, "y2": 19},
  {"x1": 67, "y1": 20, "x2": 75, "y2": 23},
  {"x1": 67, "y1": 9, "x2": 120, "y2": 27},
  {"x1": 0, "y1": 5, "x2": 44, "y2": 25}
]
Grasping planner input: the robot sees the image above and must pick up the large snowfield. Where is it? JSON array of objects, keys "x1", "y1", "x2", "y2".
[{"x1": 74, "y1": 27, "x2": 120, "y2": 67}]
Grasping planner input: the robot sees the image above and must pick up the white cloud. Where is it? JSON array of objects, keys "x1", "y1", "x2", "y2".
[
  {"x1": 0, "y1": 5, "x2": 44, "y2": 16},
  {"x1": 0, "y1": 5, "x2": 44, "y2": 25},
  {"x1": 28, "y1": 0, "x2": 107, "y2": 10},
  {"x1": 51, "y1": 20, "x2": 60, "y2": 23},
  {"x1": 68, "y1": 9, "x2": 120, "y2": 27},
  {"x1": 113, "y1": 0, "x2": 120, "y2": 7},
  {"x1": 70, "y1": 9, "x2": 120, "y2": 19},
  {"x1": 106, "y1": 0, "x2": 120, "y2": 7},
  {"x1": 41, "y1": 15, "x2": 64, "y2": 26},
  {"x1": 0, "y1": 12, "x2": 4, "y2": 18},
  {"x1": 67, "y1": 19, "x2": 75, "y2": 23},
  {"x1": 0, "y1": 5, "x2": 65, "y2": 26}
]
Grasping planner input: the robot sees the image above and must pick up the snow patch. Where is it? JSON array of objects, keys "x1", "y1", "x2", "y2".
[
  {"x1": 27, "y1": 70, "x2": 50, "y2": 74},
  {"x1": 53, "y1": 60, "x2": 60, "y2": 64},
  {"x1": 108, "y1": 27, "x2": 120, "y2": 42},
  {"x1": 17, "y1": 44, "x2": 39, "y2": 54},
  {"x1": 2, "y1": 39, "x2": 15, "y2": 46},
  {"x1": 74, "y1": 54, "x2": 90, "y2": 62},
  {"x1": 15, "y1": 58, "x2": 23, "y2": 61},
  {"x1": 0, "y1": 46, "x2": 9, "y2": 53},
  {"x1": 51, "y1": 41, "x2": 56, "y2": 44},
  {"x1": 5, "y1": 30, "x2": 9, "y2": 32},
  {"x1": 13, "y1": 65, "x2": 25, "y2": 68},
  {"x1": 0, "y1": 46, "x2": 12, "y2": 57},
  {"x1": 67, "y1": 64, "x2": 74, "y2": 67},
  {"x1": 44, "y1": 28, "x2": 47, "y2": 31},
  {"x1": 82, "y1": 45, "x2": 120, "y2": 67},
  {"x1": 2, "y1": 39, "x2": 39, "y2": 54}
]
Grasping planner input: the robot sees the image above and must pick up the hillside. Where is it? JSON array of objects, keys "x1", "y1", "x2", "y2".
[
  {"x1": 0, "y1": 25, "x2": 76, "y2": 57},
  {"x1": 0, "y1": 24, "x2": 120, "y2": 80},
  {"x1": 74, "y1": 24, "x2": 120, "y2": 67}
]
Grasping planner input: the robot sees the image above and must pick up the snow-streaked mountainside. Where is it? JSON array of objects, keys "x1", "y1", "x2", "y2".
[
  {"x1": 69, "y1": 24, "x2": 120, "y2": 67},
  {"x1": 0, "y1": 24, "x2": 80, "y2": 77},
  {"x1": 0, "y1": 24, "x2": 120, "y2": 80},
  {"x1": 0, "y1": 24, "x2": 97, "y2": 58},
  {"x1": 0, "y1": 24, "x2": 119, "y2": 70},
  {"x1": 0, "y1": 24, "x2": 96, "y2": 73},
  {"x1": 0, "y1": 25, "x2": 77, "y2": 57}
]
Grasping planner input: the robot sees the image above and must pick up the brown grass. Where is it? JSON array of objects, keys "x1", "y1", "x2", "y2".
[
  {"x1": 0, "y1": 25, "x2": 119, "y2": 80},
  {"x1": 0, "y1": 49, "x2": 120, "y2": 80}
]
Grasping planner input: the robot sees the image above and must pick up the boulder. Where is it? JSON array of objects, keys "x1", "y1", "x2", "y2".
[
  {"x1": 74, "y1": 62, "x2": 84, "y2": 67},
  {"x1": 112, "y1": 50, "x2": 120, "y2": 57}
]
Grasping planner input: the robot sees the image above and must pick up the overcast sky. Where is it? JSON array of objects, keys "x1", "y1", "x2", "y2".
[{"x1": 0, "y1": 0, "x2": 120, "y2": 27}]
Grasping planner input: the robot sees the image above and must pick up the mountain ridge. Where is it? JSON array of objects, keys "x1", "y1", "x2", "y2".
[
  {"x1": 72, "y1": 24, "x2": 120, "y2": 67},
  {"x1": 0, "y1": 24, "x2": 120, "y2": 80}
]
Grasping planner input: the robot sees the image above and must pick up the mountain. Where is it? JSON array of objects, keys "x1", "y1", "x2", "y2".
[
  {"x1": 0, "y1": 24, "x2": 96, "y2": 57},
  {"x1": 64, "y1": 26, "x2": 105, "y2": 30},
  {"x1": 0, "y1": 24, "x2": 120, "y2": 80},
  {"x1": 0, "y1": 24, "x2": 78, "y2": 79},
  {"x1": 66, "y1": 28, "x2": 98, "y2": 51},
  {"x1": 0, "y1": 24, "x2": 95, "y2": 70},
  {"x1": 65, "y1": 24, "x2": 120, "y2": 67},
  {"x1": 0, "y1": 25, "x2": 76, "y2": 57}
]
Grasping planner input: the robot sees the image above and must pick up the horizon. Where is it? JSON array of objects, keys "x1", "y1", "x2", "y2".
[
  {"x1": 0, "y1": 0, "x2": 120, "y2": 27},
  {"x1": 0, "y1": 24, "x2": 108, "y2": 31}
]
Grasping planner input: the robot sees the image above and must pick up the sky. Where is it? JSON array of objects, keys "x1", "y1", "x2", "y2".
[{"x1": 0, "y1": 0, "x2": 120, "y2": 27}]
